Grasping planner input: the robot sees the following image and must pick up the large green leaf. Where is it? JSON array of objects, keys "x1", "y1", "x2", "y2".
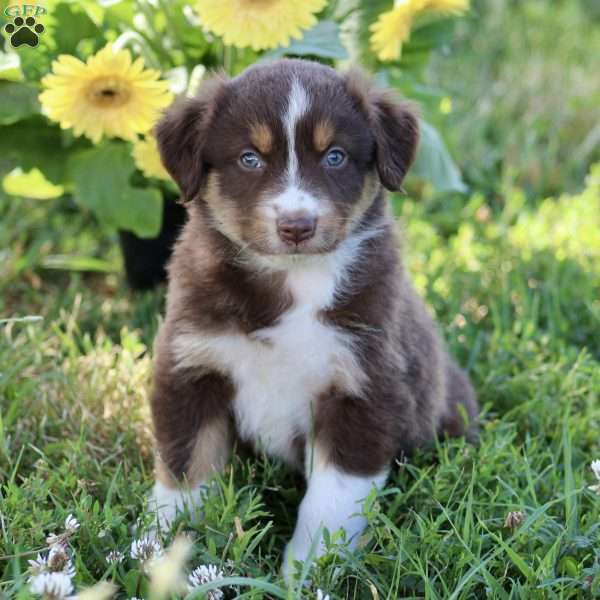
[
  {"x1": 0, "y1": 117, "x2": 71, "y2": 183},
  {"x1": 411, "y1": 120, "x2": 467, "y2": 193},
  {"x1": 0, "y1": 82, "x2": 40, "y2": 124},
  {"x1": 69, "y1": 143, "x2": 163, "y2": 237},
  {"x1": 263, "y1": 21, "x2": 348, "y2": 60}
]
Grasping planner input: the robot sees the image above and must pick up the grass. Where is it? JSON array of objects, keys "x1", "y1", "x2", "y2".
[
  {"x1": 1, "y1": 169, "x2": 599, "y2": 598},
  {"x1": 426, "y1": 0, "x2": 600, "y2": 199},
  {"x1": 2, "y1": 1, "x2": 600, "y2": 598}
]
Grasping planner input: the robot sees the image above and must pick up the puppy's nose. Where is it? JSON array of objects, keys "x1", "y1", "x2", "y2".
[{"x1": 277, "y1": 215, "x2": 317, "y2": 245}]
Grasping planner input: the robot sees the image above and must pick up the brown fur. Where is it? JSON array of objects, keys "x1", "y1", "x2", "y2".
[
  {"x1": 313, "y1": 119, "x2": 334, "y2": 152},
  {"x1": 250, "y1": 122, "x2": 274, "y2": 155}
]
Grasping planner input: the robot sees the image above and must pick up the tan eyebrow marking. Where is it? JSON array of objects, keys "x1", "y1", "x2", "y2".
[
  {"x1": 249, "y1": 122, "x2": 273, "y2": 154},
  {"x1": 313, "y1": 120, "x2": 335, "y2": 152}
]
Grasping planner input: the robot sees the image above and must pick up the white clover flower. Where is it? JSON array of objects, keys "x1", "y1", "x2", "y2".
[
  {"x1": 64, "y1": 515, "x2": 80, "y2": 534},
  {"x1": 48, "y1": 544, "x2": 76, "y2": 578},
  {"x1": 130, "y1": 535, "x2": 163, "y2": 566},
  {"x1": 29, "y1": 572, "x2": 74, "y2": 599},
  {"x1": 316, "y1": 590, "x2": 331, "y2": 600},
  {"x1": 46, "y1": 533, "x2": 62, "y2": 547},
  {"x1": 28, "y1": 553, "x2": 49, "y2": 577},
  {"x1": 105, "y1": 550, "x2": 124, "y2": 564},
  {"x1": 28, "y1": 545, "x2": 75, "y2": 580},
  {"x1": 188, "y1": 564, "x2": 225, "y2": 600},
  {"x1": 589, "y1": 459, "x2": 600, "y2": 494}
]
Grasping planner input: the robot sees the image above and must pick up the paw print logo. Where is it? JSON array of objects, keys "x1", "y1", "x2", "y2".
[{"x1": 3, "y1": 16, "x2": 45, "y2": 48}]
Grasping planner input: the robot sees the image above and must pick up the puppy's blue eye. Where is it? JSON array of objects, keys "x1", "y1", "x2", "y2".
[
  {"x1": 324, "y1": 148, "x2": 346, "y2": 168},
  {"x1": 239, "y1": 151, "x2": 264, "y2": 170}
]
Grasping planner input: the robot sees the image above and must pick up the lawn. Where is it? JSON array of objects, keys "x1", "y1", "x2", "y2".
[{"x1": 1, "y1": 0, "x2": 600, "y2": 599}]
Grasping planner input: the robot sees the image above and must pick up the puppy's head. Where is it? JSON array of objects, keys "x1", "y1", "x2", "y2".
[{"x1": 156, "y1": 59, "x2": 418, "y2": 256}]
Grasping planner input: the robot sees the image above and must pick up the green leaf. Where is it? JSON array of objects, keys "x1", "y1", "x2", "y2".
[
  {"x1": 403, "y1": 18, "x2": 456, "y2": 53},
  {"x1": 41, "y1": 254, "x2": 118, "y2": 272},
  {"x1": 0, "y1": 117, "x2": 73, "y2": 183},
  {"x1": 49, "y1": 3, "x2": 102, "y2": 55},
  {"x1": 411, "y1": 120, "x2": 467, "y2": 193},
  {"x1": 263, "y1": 21, "x2": 348, "y2": 60},
  {"x1": 0, "y1": 82, "x2": 40, "y2": 125},
  {"x1": 69, "y1": 142, "x2": 163, "y2": 237}
]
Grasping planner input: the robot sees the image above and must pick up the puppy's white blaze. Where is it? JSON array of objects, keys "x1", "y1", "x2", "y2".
[
  {"x1": 269, "y1": 184, "x2": 322, "y2": 217},
  {"x1": 283, "y1": 459, "x2": 389, "y2": 580},
  {"x1": 267, "y1": 79, "x2": 319, "y2": 218},
  {"x1": 284, "y1": 78, "x2": 310, "y2": 184},
  {"x1": 150, "y1": 481, "x2": 204, "y2": 530}
]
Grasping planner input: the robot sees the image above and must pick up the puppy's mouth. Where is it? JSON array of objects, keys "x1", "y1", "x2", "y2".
[
  {"x1": 254, "y1": 237, "x2": 338, "y2": 257},
  {"x1": 276, "y1": 240, "x2": 335, "y2": 255},
  {"x1": 242, "y1": 230, "x2": 340, "y2": 258}
]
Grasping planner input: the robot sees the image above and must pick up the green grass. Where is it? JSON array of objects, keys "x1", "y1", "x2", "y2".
[
  {"x1": 1, "y1": 167, "x2": 599, "y2": 598},
  {"x1": 2, "y1": 1, "x2": 600, "y2": 597}
]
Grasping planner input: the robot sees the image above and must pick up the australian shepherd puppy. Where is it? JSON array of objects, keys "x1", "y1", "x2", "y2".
[{"x1": 150, "y1": 58, "x2": 478, "y2": 578}]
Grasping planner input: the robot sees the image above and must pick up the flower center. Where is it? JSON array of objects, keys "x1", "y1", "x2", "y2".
[{"x1": 86, "y1": 76, "x2": 132, "y2": 108}]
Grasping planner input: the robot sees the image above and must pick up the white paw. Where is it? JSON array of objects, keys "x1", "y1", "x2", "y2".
[
  {"x1": 281, "y1": 530, "x2": 323, "y2": 583},
  {"x1": 149, "y1": 481, "x2": 204, "y2": 531}
]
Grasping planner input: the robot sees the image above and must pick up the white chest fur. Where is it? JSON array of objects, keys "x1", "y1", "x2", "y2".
[{"x1": 171, "y1": 236, "x2": 373, "y2": 464}]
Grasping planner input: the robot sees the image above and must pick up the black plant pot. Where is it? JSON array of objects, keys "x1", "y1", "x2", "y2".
[{"x1": 119, "y1": 198, "x2": 188, "y2": 290}]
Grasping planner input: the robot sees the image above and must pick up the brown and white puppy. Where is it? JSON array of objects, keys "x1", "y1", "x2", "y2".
[{"x1": 150, "y1": 58, "x2": 478, "y2": 577}]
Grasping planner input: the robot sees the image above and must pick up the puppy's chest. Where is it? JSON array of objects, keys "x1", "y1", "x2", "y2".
[
  {"x1": 233, "y1": 264, "x2": 363, "y2": 463},
  {"x1": 174, "y1": 260, "x2": 364, "y2": 464},
  {"x1": 232, "y1": 304, "x2": 347, "y2": 462}
]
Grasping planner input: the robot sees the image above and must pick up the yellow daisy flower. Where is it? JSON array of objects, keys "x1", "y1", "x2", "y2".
[
  {"x1": 132, "y1": 135, "x2": 171, "y2": 181},
  {"x1": 369, "y1": 1, "x2": 417, "y2": 62},
  {"x1": 196, "y1": 0, "x2": 328, "y2": 51},
  {"x1": 39, "y1": 45, "x2": 173, "y2": 143},
  {"x1": 425, "y1": 0, "x2": 469, "y2": 14},
  {"x1": 370, "y1": 0, "x2": 469, "y2": 62}
]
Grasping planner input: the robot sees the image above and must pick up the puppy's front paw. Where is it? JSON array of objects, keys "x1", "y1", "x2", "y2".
[
  {"x1": 150, "y1": 481, "x2": 204, "y2": 531},
  {"x1": 281, "y1": 542, "x2": 303, "y2": 583},
  {"x1": 281, "y1": 530, "x2": 323, "y2": 583}
]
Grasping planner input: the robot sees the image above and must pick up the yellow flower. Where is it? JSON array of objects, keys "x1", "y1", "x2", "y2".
[
  {"x1": 39, "y1": 45, "x2": 173, "y2": 143},
  {"x1": 132, "y1": 135, "x2": 171, "y2": 181},
  {"x1": 196, "y1": 0, "x2": 327, "y2": 51},
  {"x1": 425, "y1": 0, "x2": 469, "y2": 14},
  {"x1": 369, "y1": 1, "x2": 416, "y2": 62},
  {"x1": 370, "y1": 0, "x2": 469, "y2": 62}
]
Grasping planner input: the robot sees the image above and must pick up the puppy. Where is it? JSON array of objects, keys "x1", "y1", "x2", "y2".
[{"x1": 150, "y1": 58, "x2": 478, "y2": 577}]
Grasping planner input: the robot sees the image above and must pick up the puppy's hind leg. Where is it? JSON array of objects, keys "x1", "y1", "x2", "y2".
[
  {"x1": 150, "y1": 347, "x2": 235, "y2": 530},
  {"x1": 438, "y1": 359, "x2": 479, "y2": 443}
]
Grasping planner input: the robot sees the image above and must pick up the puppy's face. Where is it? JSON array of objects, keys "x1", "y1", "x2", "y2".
[{"x1": 157, "y1": 60, "x2": 418, "y2": 256}]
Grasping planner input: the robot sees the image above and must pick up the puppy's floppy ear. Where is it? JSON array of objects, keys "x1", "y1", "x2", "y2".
[
  {"x1": 155, "y1": 74, "x2": 228, "y2": 202},
  {"x1": 345, "y1": 69, "x2": 419, "y2": 191}
]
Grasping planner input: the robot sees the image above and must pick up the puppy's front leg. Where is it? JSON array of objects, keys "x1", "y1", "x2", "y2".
[
  {"x1": 283, "y1": 445, "x2": 388, "y2": 580},
  {"x1": 150, "y1": 338, "x2": 235, "y2": 530}
]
